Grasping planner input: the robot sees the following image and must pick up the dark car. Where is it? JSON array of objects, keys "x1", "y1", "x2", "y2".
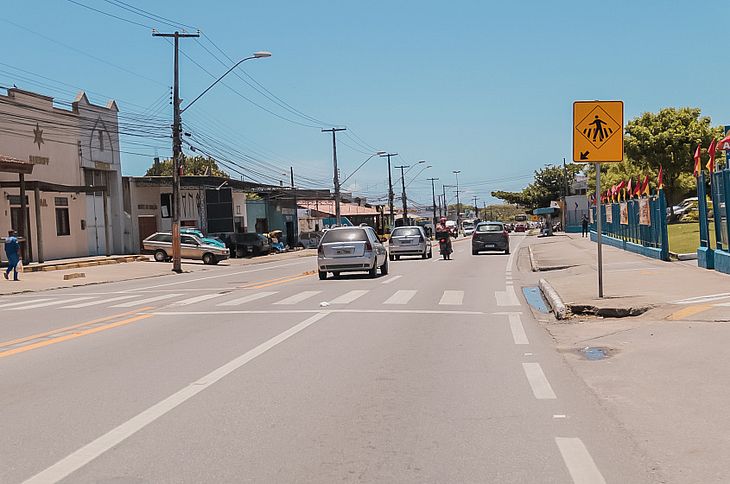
[
  {"x1": 215, "y1": 232, "x2": 272, "y2": 257},
  {"x1": 472, "y1": 222, "x2": 510, "y2": 255}
]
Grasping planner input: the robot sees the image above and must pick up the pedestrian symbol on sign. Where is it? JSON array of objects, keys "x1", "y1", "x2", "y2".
[{"x1": 584, "y1": 115, "x2": 613, "y2": 142}]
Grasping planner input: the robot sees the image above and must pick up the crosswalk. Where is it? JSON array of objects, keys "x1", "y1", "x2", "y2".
[{"x1": 0, "y1": 289, "x2": 485, "y2": 312}]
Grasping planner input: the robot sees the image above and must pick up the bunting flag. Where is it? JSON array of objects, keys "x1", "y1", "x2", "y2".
[
  {"x1": 693, "y1": 143, "x2": 702, "y2": 177},
  {"x1": 626, "y1": 179, "x2": 633, "y2": 199},
  {"x1": 658, "y1": 165, "x2": 664, "y2": 189},
  {"x1": 707, "y1": 139, "x2": 717, "y2": 173},
  {"x1": 616, "y1": 180, "x2": 626, "y2": 201},
  {"x1": 641, "y1": 175, "x2": 650, "y2": 196}
]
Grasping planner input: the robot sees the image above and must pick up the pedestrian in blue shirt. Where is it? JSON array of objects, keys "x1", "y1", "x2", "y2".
[{"x1": 5, "y1": 230, "x2": 20, "y2": 281}]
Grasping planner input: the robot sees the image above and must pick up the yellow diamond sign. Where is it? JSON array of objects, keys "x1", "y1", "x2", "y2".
[{"x1": 573, "y1": 101, "x2": 623, "y2": 162}]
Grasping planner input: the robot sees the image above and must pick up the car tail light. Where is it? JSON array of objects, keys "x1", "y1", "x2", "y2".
[
  {"x1": 317, "y1": 245, "x2": 324, "y2": 255},
  {"x1": 418, "y1": 235, "x2": 424, "y2": 242},
  {"x1": 503, "y1": 230, "x2": 509, "y2": 239},
  {"x1": 388, "y1": 237, "x2": 393, "y2": 244},
  {"x1": 365, "y1": 241, "x2": 373, "y2": 251}
]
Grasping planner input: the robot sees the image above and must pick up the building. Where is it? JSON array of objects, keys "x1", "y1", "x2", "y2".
[
  {"x1": 0, "y1": 88, "x2": 124, "y2": 262},
  {"x1": 297, "y1": 200, "x2": 381, "y2": 231}
]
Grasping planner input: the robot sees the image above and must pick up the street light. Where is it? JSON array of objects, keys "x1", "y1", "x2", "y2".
[{"x1": 340, "y1": 151, "x2": 387, "y2": 186}]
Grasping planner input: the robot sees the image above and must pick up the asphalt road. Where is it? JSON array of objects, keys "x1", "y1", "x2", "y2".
[{"x1": 0, "y1": 235, "x2": 656, "y2": 483}]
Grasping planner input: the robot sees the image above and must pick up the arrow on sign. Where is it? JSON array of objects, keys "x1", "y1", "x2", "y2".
[{"x1": 580, "y1": 151, "x2": 590, "y2": 160}]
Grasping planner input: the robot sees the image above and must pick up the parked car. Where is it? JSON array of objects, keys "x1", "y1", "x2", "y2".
[
  {"x1": 514, "y1": 223, "x2": 527, "y2": 232},
  {"x1": 298, "y1": 231, "x2": 323, "y2": 249},
  {"x1": 180, "y1": 228, "x2": 226, "y2": 248},
  {"x1": 317, "y1": 226, "x2": 388, "y2": 279},
  {"x1": 472, "y1": 222, "x2": 510, "y2": 255},
  {"x1": 215, "y1": 232, "x2": 272, "y2": 257},
  {"x1": 143, "y1": 232, "x2": 230, "y2": 265},
  {"x1": 388, "y1": 225, "x2": 432, "y2": 260}
]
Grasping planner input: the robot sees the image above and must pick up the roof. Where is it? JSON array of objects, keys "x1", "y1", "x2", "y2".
[
  {"x1": 298, "y1": 200, "x2": 379, "y2": 216},
  {"x1": 0, "y1": 154, "x2": 34, "y2": 174}
]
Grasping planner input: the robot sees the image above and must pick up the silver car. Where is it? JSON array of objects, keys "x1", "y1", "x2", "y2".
[
  {"x1": 388, "y1": 226, "x2": 431, "y2": 260},
  {"x1": 143, "y1": 232, "x2": 230, "y2": 265},
  {"x1": 317, "y1": 226, "x2": 388, "y2": 279}
]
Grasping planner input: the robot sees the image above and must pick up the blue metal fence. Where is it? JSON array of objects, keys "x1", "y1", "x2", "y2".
[{"x1": 701, "y1": 167, "x2": 730, "y2": 273}]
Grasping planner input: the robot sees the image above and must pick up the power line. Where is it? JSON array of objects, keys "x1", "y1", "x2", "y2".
[{"x1": 64, "y1": 0, "x2": 152, "y2": 28}]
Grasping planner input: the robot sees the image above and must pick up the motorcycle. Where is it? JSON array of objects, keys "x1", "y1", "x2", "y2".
[{"x1": 439, "y1": 237, "x2": 452, "y2": 260}]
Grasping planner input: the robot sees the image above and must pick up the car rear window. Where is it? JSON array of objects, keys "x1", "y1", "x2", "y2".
[
  {"x1": 391, "y1": 228, "x2": 420, "y2": 237},
  {"x1": 477, "y1": 224, "x2": 503, "y2": 233},
  {"x1": 150, "y1": 233, "x2": 172, "y2": 243},
  {"x1": 321, "y1": 228, "x2": 368, "y2": 243}
]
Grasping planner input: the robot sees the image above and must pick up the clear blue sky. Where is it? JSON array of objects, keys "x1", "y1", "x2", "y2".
[{"x1": 1, "y1": 0, "x2": 728, "y2": 207}]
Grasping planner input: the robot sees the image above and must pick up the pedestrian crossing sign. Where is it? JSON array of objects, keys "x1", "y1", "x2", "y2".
[{"x1": 573, "y1": 101, "x2": 623, "y2": 163}]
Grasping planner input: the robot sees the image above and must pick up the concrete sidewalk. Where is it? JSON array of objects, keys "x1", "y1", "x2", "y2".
[
  {"x1": 0, "y1": 249, "x2": 316, "y2": 295},
  {"x1": 528, "y1": 233, "x2": 730, "y2": 320}
]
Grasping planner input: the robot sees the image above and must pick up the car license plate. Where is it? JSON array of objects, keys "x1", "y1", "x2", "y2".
[
  {"x1": 485, "y1": 243, "x2": 495, "y2": 248},
  {"x1": 401, "y1": 239, "x2": 412, "y2": 244},
  {"x1": 336, "y1": 249, "x2": 352, "y2": 255}
]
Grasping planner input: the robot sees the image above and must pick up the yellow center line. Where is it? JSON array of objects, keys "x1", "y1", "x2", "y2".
[
  {"x1": 0, "y1": 307, "x2": 153, "y2": 349},
  {"x1": 0, "y1": 312, "x2": 155, "y2": 359},
  {"x1": 250, "y1": 272, "x2": 315, "y2": 289},
  {"x1": 667, "y1": 304, "x2": 712, "y2": 321},
  {"x1": 237, "y1": 271, "x2": 314, "y2": 289}
]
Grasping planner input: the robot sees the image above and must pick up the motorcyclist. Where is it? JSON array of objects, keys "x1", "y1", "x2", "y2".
[{"x1": 435, "y1": 217, "x2": 453, "y2": 255}]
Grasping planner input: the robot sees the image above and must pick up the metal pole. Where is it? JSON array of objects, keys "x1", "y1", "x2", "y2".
[
  {"x1": 395, "y1": 165, "x2": 409, "y2": 224},
  {"x1": 322, "y1": 128, "x2": 346, "y2": 226},
  {"x1": 442, "y1": 185, "x2": 447, "y2": 218},
  {"x1": 380, "y1": 153, "x2": 397, "y2": 230},
  {"x1": 427, "y1": 177, "x2": 439, "y2": 227},
  {"x1": 595, "y1": 163, "x2": 604, "y2": 298}
]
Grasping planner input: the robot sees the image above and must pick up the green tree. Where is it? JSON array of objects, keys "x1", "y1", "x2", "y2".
[
  {"x1": 491, "y1": 164, "x2": 583, "y2": 210},
  {"x1": 145, "y1": 155, "x2": 229, "y2": 177},
  {"x1": 623, "y1": 107, "x2": 723, "y2": 205}
]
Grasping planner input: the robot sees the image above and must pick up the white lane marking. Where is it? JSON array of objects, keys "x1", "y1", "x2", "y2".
[
  {"x1": 715, "y1": 301, "x2": 730, "y2": 307},
  {"x1": 508, "y1": 313, "x2": 529, "y2": 344},
  {"x1": 217, "y1": 291, "x2": 278, "y2": 306},
  {"x1": 553, "y1": 414, "x2": 567, "y2": 419},
  {"x1": 9, "y1": 297, "x2": 95, "y2": 310},
  {"x1": 330, "y1": 290, "x2": 369, "y2": 304},
  {"x1": 111, "y1": 294, "x2": 182, "y2": 308},
  {"x1": 496, "y1": 286, "x2": 520, "y2": 306},
  {"x1": 381, "y1": 275, "x2": 402, "y2": 284},
  {"x1": 170, "y1": 293, "x2": 228, "y2": 307},
  {"x1": 524, "y1": 352, "x2": 534, "y2": 356},
  {"x1": 522, "y1": 362, "x2": 557, "y2": 399},
  {"x1": 22, "y1": 312, "x2": 330, "y2": 484},
  {"x1": 127, "y1": 260, "x2": 309, "y2": 291},
  {"x1": 384, "y1": 290, "x2": 417, "y2": 305},
  {"x1": 0, "y1": 298, "x2": 53, "y2": 308},
  {"x1": 274, "y1": 291, "x2": 321, "y2": 305},
  {"x1": 62, "y1": 295, "x2": 138, "y2": 308},
  {"x1": 439, "y1": 290, "x2": 464, "y2": 305},
  {"x1": 555, "y1": 437, "x2": 607, "y2": 484},
  {"x1": 150, "y1": 309, "x2": 485, "y2": 316},
  {"x1": 673, "y1": 292, "x2": 730, "y2": 304}
]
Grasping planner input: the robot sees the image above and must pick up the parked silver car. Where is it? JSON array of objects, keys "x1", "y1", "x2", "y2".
[
  {"x1": 388, "y1": 225, "x2": 431, "y2": 260},
  {"x1": 143, "y1": 232, "x2": 230, "y2": 265},
  {"x1": 317, "y1": 226, "x2": 388, "y2": 279}
]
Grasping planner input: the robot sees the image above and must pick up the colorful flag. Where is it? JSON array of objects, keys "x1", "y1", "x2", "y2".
[
  {"x1": 626, "y1": 179, "x2": 633, "y2": 199},
  {"x1": 707, "y1": 139, "x2": 717, "y2": 173},
  {"x1": 641, "y1": 175, "x2": 650, "y2": 196},
  {"x1": 658, "y1": 166, "x2": 664, "y2": 189},
  {"x1": 693, "y1": 143, "x2": 702, "y2": 177}
]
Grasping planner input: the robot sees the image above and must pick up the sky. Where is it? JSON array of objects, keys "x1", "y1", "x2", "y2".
[{"x1": 1, "y1": 0, "x2": 729, "y2": 208}]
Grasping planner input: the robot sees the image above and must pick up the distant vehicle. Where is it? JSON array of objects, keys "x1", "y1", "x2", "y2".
[
  {"x1": 462, "y1": 219, "x2": 476, "y2": 236},
  {"x1": 143, "y1": 232, "x2": 229, "y2": 265},
  {"x1": 472, "y1": 222, "x2": 510, "y2": 255},
  {"x1": 444, "y1": 220, "x2": 458, "y2": 237},
  {"x1": 317, "y1": 226, "x2": 388, "y2": 280},
  {"x1": 298, "y1": 231, "x2": 323, "y2": 249},
  {"x1": 388, "y1": 225, "x2": 432, "y2": 260},
  {"x1": 214, "y1": 232, "x2": 271, "y2": 257},
  {"x1": 667, "y1": 197, "x2": 698, "y2": 221},
  {"x1": 180, "y1": 228, "x2": 226, "y2": 248}
]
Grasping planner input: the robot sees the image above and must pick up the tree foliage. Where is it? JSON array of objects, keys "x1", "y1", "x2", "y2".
[
  {"x1": 144, "y1": 155, "x2": 229, "y2": 177},
  {"x1": 491, "y1": 164, "x2": 583, "y2": 210}
]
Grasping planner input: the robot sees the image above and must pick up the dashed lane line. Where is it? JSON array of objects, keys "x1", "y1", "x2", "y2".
[
  {"x1": 555, "y1": 437, "x2": 607, "y2": 484},
  {"x1": 522, "y1": 362, "x2": 557, "y2": 399}
]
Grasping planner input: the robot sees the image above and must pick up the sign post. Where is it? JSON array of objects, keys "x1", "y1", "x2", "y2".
[{"x1": 573, "y1": 100, "x2": 624, "y2": 298}]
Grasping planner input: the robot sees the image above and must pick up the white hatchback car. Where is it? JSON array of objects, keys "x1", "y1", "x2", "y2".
[
  {"x1": 317, "y1": 226, "x2": 388, "y2": 279},
  {"x1": 388, "y1": 225, "x2": 431, "y2": 260}
]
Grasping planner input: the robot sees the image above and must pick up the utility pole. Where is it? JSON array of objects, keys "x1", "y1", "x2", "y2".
[
  {"x1": 453, "y1": 170, "x2": 461, "y2": 226},
  {"x1": 290, "y1": 166, "x2": 295, "y2": 188},
  {"x1": 442, "y1": 185, "x2": 448, "y2": 218},
  {"x1": 395, "y1": 165, "x2": 409, "y2": 225},
  {"x1": 153, "y1": 29, "x2": 200, "y2": 274},
  {"x1": 380, "y1": 153, "x2": 398, "y2": 230},
  {"x1": 472, "y1": 196, "x2": 478, "y2": 218},
  {"x1": 427, "y1": 177, "x2": 439, "y2": 227},
  {"x1": 322, "y1": 128, "x2": 346, "y2": 225}
]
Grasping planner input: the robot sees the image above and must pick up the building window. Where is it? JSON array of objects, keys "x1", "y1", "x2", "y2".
[
  {"x1": 98, "y1": 130, "x2": 105, "y2": 151},
  {"x1": 54, "y1": 197, "x2": 69, "y2": 207},
  {"x1": 56, "y1": 208, "x2": 70, "y2": 236}
]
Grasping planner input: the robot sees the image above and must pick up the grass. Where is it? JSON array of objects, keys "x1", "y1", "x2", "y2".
[{"x1": 667, "y1": 222, "x2": 715, "y2": 254}]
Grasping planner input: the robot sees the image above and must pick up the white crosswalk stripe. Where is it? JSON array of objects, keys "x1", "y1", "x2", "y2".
[
  {"x1": 111, "y1": 294, "x2": 183, "y2": 308},
  {"x1": 439, "y1": 290, "x2": 464, "y2": 305},
  {"x1": 381, "y1": 275, "x2": 402, "y2": 285},
  {"x1": 62, "y1": 295, "x2": 138, "y2": 308},
  {"x1": 384, "y1": 290, "x2": 417, "y2": 305},
  {"x1": 170, "y1": 293, "x2": 228, "y2": 307},
  {"x1": 9, "y1": 297, "x2": 96, "y2": 310},
  {"x1": 274, "y1": 291, "x2": 321, "y2": 305},
  {"x1": 0, "y1": 298, "x2": 54, "y2": 309},
  {"x1": 217, "y1": 291, "x2": 278, "y2": 306},
  {"x1": 329, "y1": 290, "x2": 369, "y2": 304}
]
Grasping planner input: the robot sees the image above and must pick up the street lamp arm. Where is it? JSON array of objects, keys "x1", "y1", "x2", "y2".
[
  {"x1": 181, "y1": 53, "x2": 269, "y2": 113},
  {"x1": 340, "y1": 151, "x2": 385, "y2": 186}
]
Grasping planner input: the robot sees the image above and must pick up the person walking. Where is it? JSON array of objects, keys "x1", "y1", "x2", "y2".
[
  {"x1": 4, "y1": 230, "x2": 20, "y2": 281},
  {"x1": 581, "y1": 214, "x2": 590, "y2": 238}
]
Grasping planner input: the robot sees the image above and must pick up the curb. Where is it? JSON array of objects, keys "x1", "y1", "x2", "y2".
[
  {"x1": 25, "y1": 255, "x2": 147, "y2": 273},
  {"x1": 538, "y1": 278, "x2": 568, "y2": 320},
  {"x1": 528, "y1": 246, "x2": 539, "y2": 272}
]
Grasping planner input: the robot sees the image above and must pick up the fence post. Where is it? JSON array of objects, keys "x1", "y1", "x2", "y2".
[
  {"x1": 658, "y1": 189, "x2": 669, "y2": 260},
  {"x1": 696, "y1": 172, "x2": 714, "y2": 269},
  {"x1": 724, "y1": 168, "x2": 730, "y2": 252},
  {"x1": 711, "y1": 171, "x2": 724, "y2": 251}
]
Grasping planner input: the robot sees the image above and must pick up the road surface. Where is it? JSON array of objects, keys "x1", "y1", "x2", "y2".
[{"x1": 0, "y1": 235, "x2": 655, "y2": 483}]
